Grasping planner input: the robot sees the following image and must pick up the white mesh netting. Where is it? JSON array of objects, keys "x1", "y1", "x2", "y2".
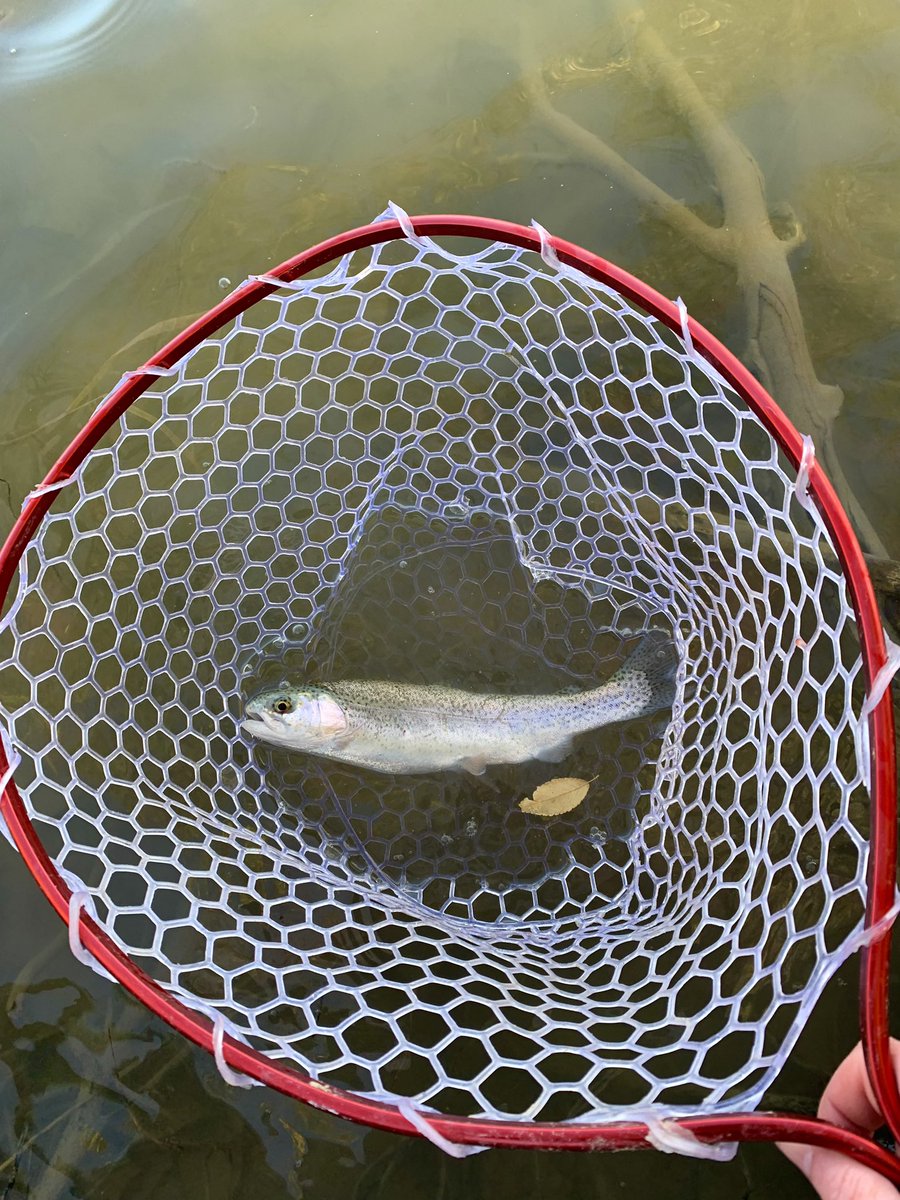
[{"x1": 0, "y1": 217, "x2": 871, "y2": 1122}]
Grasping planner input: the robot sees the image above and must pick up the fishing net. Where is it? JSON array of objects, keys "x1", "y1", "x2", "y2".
[{"x1": 0, "y1": 208, "x2": 893, "y2": 1138}]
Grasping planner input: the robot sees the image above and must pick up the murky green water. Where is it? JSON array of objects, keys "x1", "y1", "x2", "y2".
[{"x1": 2, "y1": 0, "x2": 899, "y2": 1194}]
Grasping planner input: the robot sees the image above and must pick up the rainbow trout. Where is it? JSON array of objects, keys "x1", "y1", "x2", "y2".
[{"x1": 243, "y1": 629, "x2": 676, "y2": 776}]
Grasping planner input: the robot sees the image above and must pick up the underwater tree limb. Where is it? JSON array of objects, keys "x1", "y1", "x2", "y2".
[
  {"x1": 628, "y1": 11, "x2": 888, "y2": 560},
  {"x1": 526, "y1": 77, "x2": 731, "y2": 263},
  {"x1": 531, "y1": 5, "x2": 890, "y2": 560},
  {"x1": 0, "y1": 1035, "x2": 191, "y2": 1179}
]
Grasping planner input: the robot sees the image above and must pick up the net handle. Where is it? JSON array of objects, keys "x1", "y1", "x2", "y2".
[{"x1": 0, "y1": 213, "x2": 896, "y2": 1156}]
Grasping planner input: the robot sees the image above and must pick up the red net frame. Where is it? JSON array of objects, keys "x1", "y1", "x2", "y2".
[{"x1": 0, "y1": 214, "x2": 896, "y2": 1173}]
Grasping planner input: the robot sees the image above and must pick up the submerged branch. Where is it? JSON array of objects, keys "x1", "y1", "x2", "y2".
[
  {"x1": 530, "y1": 4, "x2": 890, "y2": 561},
  {"x1": 527, "y1": 78, "x2": 731, "y2": 263}
]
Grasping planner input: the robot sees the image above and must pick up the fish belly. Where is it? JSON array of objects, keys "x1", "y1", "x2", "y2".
[{"x1": 324, "y1": 715, "x2": 571, "y2": 775}]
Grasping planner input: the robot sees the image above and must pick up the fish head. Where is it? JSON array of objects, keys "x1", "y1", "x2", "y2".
[{"x1": 243, "y1": 684, "x2": 348, "y2": 749}]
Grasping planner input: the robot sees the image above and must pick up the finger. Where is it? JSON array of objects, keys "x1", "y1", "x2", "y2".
[
  {"x1": 818, "y1": 1040, "x2": 900, "y2": 1134},
  {"x1": 778, "y1": 1039, "x2": 900, "y2": 1199},
  {"x1": 778, "y1": 1140, "x2": 898, "y2": 1200}
]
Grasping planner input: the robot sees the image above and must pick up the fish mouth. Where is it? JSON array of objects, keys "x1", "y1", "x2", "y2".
[{"x1": 242, "y1": 716, "x2": 274, "y2": 739}]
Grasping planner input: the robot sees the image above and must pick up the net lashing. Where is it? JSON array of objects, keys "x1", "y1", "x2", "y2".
[{"x1": 0, "y1": 212, "x2": 872, "y2": 1126}]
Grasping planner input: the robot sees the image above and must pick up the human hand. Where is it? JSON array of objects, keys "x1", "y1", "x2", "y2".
[{"x1": 779, "y1": 1040, "x2": 900, "y2": 1199}]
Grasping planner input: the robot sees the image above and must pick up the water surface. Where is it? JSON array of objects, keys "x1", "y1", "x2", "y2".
[{"x1": 2, "y1": 0, "x2": 899, "y2": 1194}]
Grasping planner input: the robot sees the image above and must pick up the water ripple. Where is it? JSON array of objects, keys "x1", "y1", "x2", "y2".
[{"x1": 0, "y1": 0, "x2": 147, "y2": 84}]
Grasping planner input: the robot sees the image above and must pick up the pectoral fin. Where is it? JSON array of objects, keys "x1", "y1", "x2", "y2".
[{"x1": 459, "y1": 755, "x2": 490, "y2": 776}]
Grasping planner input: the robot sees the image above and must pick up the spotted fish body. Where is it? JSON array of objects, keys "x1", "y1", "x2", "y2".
[{"x1": 243, "y1": 629, "x2": 677, "y2": 776}]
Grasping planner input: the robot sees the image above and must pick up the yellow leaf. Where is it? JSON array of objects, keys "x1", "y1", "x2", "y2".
[{"x1": 518, "y1": 776, "x2": 591, "y2": 817}]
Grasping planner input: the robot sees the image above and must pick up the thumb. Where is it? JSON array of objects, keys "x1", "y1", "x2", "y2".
[{"x1": 778, "y1": 1041, "x2": 900, "y2": 1199}]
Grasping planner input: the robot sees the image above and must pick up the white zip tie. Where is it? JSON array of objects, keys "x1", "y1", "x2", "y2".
[
  {"x1": 67, "y1": 890, "x2": 116, "y2": 982},
  {"x1": 675, "y1": 297, "x2": 695, "y2": 358},
  {"x1": 22, "y1": 468, "x2": 83, "y2": 509},
  {"x1": 857, "y1": 719, "x2": 872, "y2": 795},
  {"x1": 250, "y1": 272, "x2": 313, "y2": 292},
  {"x1": 252, "y1": 251, "x2": 354, "y2": 292},
  {"x1": 211, "y1": 1015, "x2": 261, "y2": 1089},
  {"x1": 672, "y1": 295, "x2": 733, "y2": 398},
  {"x1": 0, "y1": 742, "x2": 22, "y2": 850},
  {"x1": 855, "y1": 629, "x2": 900, "y2": 793},
  {"x1": 0, "y1": 742, "x2": 21, "y2": 795},
  {"x1": 644, "y1": 1117, "x2": 737, "y2": 1162},
  {"x1": 89, "y1": 364, "x2": 174, "y2": 419},
  {"x1": 841, "y1": 887, "x2": 900, "y2": 957},
  {"x1": 859, "y1": 631, "x2": 900, "y2": 725},
  {"x1": 328, "y1": 256, "x2": 352, "y2": 285},
  {"x1": 793, "y1": 434, "x2": 817, "y2": 514},
  {"x1": 530, "y1": 216, "x2": 623, "y2": 296},
  {"x1": 396, "y1": 1100, "x2": 488, "y2": 1158},
  {"x1": 530, "y1": 220, "x2": 561, "y2": 271},
  {"x1": 122, "y1": 365, "x2": 170, "y2": 382},
  {"x1": 378, "y1": 201, "x2": 431, "y2": 252}
]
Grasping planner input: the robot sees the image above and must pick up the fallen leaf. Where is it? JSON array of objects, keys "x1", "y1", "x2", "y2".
[{"x1": 518, "y1": 776, "x2": 592, "y2": 817}]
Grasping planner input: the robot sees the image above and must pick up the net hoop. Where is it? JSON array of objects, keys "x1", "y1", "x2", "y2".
[{"x1": 0, "y1": 214, "x2": 896, "y2": 1165}]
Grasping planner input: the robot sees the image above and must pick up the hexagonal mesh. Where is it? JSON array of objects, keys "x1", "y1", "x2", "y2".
[{"x1": 0, "y1": 217, "x2": 870, "y2": 1123}]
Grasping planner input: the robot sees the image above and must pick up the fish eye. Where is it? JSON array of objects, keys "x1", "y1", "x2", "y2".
[{"x1": 272, "y1": 697, "x2": 294, "y2": 714}]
